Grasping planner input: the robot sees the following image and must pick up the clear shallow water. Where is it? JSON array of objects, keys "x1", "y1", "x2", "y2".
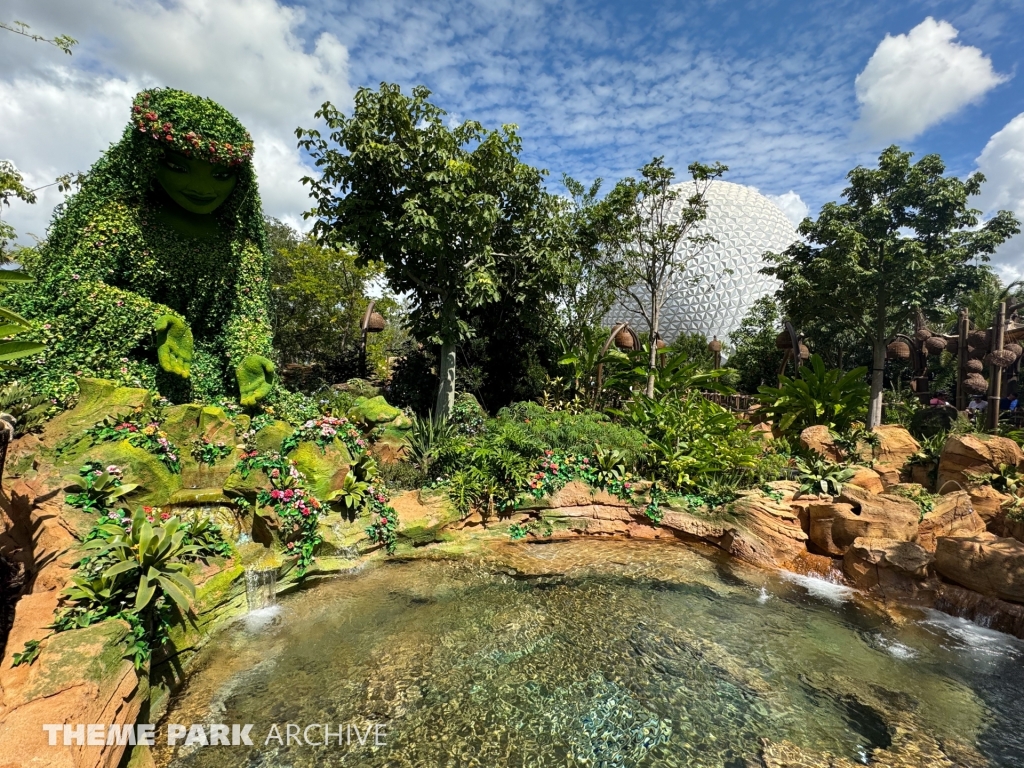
[{"x1": 154, "y1": 540, "x2": 1024, "y2": 767}]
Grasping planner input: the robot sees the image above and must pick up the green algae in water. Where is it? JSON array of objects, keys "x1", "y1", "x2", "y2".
[{"x1": 153, "y1": 540, "x2": 1024, "y2": 767}]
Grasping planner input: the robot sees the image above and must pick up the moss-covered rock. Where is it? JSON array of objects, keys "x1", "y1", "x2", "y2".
[
  {"x1": 255, "y1": 419, "x2": 293, "y2": 452},
  {"x1": 22, "y1": 618, "x2": 133, "y2": 702},
  {"x1": 72, "y1": 438, "x2": 181, "y2": 508},
  {"x1": 290, "y1": 439, "x2": 352, "y2": 500},
  {"x1": 160, "y1": 404, "x2": 206, "y2": 446},
  {"x1": 198, "y1": 406, "x2": 235, "y2": 444},
  {"x1": 43, "y1": 378, "x2": 151, "y2": 445},
  {"x1": 348, "y1": 395, "x2": 403, "y2": 427}
]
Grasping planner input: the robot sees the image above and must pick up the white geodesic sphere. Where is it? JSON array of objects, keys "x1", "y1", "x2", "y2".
[{"x1": 609, "y1": 180, "x2": 797, "y2": 345}]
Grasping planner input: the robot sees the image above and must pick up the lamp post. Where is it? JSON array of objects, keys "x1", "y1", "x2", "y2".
[{"x1": 359, "y1": 301, "x2": 386, "y2": 379}]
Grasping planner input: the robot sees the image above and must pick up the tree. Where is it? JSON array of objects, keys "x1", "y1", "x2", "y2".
[
  {"x1": 727, "y1": 296, "x2": 785, "y2": 393},
  {"x1": 0, "y1": 160, "x2": 37, "y2": 263},
  {"x1": 298, "y1": 83, "x2": 560, "y2": 418},
  {"x1": 601, "y1": 157, "x2": 727, "y2": 398},
  {"x1": 550, "y1": 176, "x2": 625, "y2": 350},
  {"x1": 763, "y1": 146, "x2": 1019, "y2": 428},
  {"x1": 265, "y1": 218, "x2": 400, "y2": 386}
]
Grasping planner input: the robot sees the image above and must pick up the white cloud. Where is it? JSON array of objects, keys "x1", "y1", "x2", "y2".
[
  {"x1": 766, "y1": 191, "x2": 809, "y2": 227},
  {"x1": 0, "y1": 0, "x2": 351, "y2": 243},
  {"x1": 975, "y1": 112, "x2": 1024, "y2": 284},
  {"x1": 854, "y1": 17, "x2": 1006, "y2": 143}
]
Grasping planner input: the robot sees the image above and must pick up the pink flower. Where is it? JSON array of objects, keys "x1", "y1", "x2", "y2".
[
  {"x1": 283, "y1": 489, "x2": 294, "y2": 500},
  {"x1": 380, "y1": 517, "x2": 388, "y2": 525},
  {"x1": 270, "y1": 469, "x2": 280, "y2": 478},
  {"x1": 287, "y1": 541, "x2": 295, "y2": 549},
  {"x1": 270, "y1": 489, "x2": 283, "y2": 500}
]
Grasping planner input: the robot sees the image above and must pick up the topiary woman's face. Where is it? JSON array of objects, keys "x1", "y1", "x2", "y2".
[{"x1": 153, "y1": 149, "x2": 238, "y2": 214}]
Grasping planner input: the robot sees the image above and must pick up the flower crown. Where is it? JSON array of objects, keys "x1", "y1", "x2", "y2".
[{"x1": 132, "y1": 89, "x2": 254, "y2": 167}]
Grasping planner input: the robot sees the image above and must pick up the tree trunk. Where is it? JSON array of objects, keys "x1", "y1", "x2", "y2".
[
  {"x1": 435, "y1": 340, "x2": 456, "y2": 419},
  {"x1": 868, "y1": 337, "x2": 885, "y2": 429},
  {"x1": 645, "y1": 307, "x2": 659, "y2": 399}
]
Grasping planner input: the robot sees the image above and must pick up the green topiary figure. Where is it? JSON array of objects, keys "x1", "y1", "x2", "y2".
[{"x1": 7, "y1": 88, "x2": 276, "y2": 405}]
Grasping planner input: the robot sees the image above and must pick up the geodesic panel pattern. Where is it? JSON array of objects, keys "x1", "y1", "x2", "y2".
[{"x1": 608, "y1": 180, "x2": 797, "y2": 345}]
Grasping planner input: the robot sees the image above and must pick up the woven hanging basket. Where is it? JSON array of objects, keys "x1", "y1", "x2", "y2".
[
  {"x1": 988, "y1": 349, "x2": 1018, "y2": 369},
  {"x1": 708, "y1": 339, "x2": 722, "y2": 352},
  {"x1": 924, "y1": 336, "x2": 947, "y2": 355},
  {"x1": 968, "y1": 345, "x2": 987, "y2": 361},
  {"x1": 775, "y1": 331, "x2": 793, "y2": 350},
  {"x1": 965, "y1": 358, "x2": 984, "y2": 373},
  {"x1": 963, "y1": 373, "x2": 989, "y2": 394},
  {"x1": 798, "y1": 343, "x2": 810, "y2": 360},
  {"x1": 946, "y1": 337, "x2": 959, "y2": 357},
  {"x1": 656, "y1": 339, "x2": 667, "y2": 349},
  {"x1": 1004, "y1": 342, "x2": 1023, "y2": 360},
  {"x1": 968, "y1": 330, "x2": 990, "y2": 351},
  {"x1": 914, "y1": 328, "x2": 933, "y2": 341},
  {"x1": 886, "y1": 340, "x2": 911, "y2": 360},
  {"x1": 614, "y1": 328, "x2": 635, "y2": 350},
  {"x1": 365, "y1": 311, "x2": 386, "y2": 332}
]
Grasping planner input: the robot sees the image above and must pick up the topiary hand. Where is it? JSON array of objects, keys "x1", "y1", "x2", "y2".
[
  {"x1": 237, "y1": 354, "x2": 276, "y2": 406},
  {"x1": 154, "y1": 315, "x2": 193, "y2": 378}
]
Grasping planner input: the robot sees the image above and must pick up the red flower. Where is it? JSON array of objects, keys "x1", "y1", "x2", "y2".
[
  {"x1": 283, "y1": 489, "x2": 294, "y2": 500},
  {"x1": 380, "y1": 517, "x2": 388, "y2": 525}
]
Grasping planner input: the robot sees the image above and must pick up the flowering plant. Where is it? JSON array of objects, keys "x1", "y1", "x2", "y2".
[
  {"x1": 189, "y1": 436, "x2": 232, "y2": 466},
  {"x1": 283, "y1": 415, "x2": 366, "y2": 456},
  {"x1": 65, "y1": 461, "x2": 139, "y2": 514},
  {"x1": 253, "y1": 454, "x2": 323, "y2": 572},
  {"x1": 81, "y1": 408, "x2": 181, "y2": 473}
]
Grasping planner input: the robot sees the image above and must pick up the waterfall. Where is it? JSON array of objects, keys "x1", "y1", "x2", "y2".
[{"x1": 245, "y1": 566, "x2": 277, "y2": 612}]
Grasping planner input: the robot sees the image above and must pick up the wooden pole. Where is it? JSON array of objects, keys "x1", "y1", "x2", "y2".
[
  {"x1": 988, "y1": 301, "x2": 1007, "y2": 430},
  {"x1": 956, "y1": 309, "x2": 968, "y2": 412}
]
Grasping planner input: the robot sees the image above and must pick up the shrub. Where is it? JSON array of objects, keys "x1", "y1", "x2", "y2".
[{"x1": 756, "y1": 354, "x2": 869, "y2": 435}]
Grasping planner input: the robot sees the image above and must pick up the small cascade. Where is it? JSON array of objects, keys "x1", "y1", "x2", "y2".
[
  {"x1": 934, "y1": 583, "x2": 1024, "y2": 641},
  {"x1": 245, "y1": 566, "x2": 277, "y2": 612}
]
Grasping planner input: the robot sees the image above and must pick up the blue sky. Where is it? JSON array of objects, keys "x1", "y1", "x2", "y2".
[{"x1": 1, "y1": 0, "x2": 1022, "y2": 278}]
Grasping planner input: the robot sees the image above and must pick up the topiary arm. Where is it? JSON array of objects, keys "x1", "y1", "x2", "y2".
[{"x1": 224, "y1": 241, "x2": 275, "y2": 404}]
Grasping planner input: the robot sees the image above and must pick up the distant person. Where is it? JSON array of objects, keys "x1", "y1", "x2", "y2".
[
  {"x1": 929, "y1": 394, "x2": 949, "y2": 407},
  {"x1": 967, "y1": 396, "x2": 988, "y2": 418},
  {"x1": 1010, "y1": 396, "x2": 1019, "y2": 412}
]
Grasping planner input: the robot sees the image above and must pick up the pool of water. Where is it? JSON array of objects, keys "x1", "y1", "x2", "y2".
[{"x1": 154, "y1": 540, "x2": 1024, "y2": 767}]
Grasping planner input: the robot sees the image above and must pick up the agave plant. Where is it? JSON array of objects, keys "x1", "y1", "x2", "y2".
[{"x1": 83, "y1": 509, "x2": 197, "y2": 612}]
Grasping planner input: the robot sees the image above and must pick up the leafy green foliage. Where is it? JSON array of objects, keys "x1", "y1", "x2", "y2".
[
  {"x1": 266, "y1": 219, "x2": 399, "y2": 384},
  {"x1": 0, "y1": 381, "x2": 48, "y2": 435},
  {"x1": 794, "y1": 456, "x2": 855, "y2": 497},
  {"x1": 11, "y1": 638, "x2": 41, "y2": 667},
  {"x1": 180, "y1": 513, "x2": 233, "y2": 559},
  {"x1": 967, "y1": 463, "x2": 1023, "y2": 495},
  {"x1": 64, "y1": 462, "x2": 139, "y2": 514},
  {"x1": 727, "y1": 296, "x2": 786, "y2": 393},
  {"x1": 0, "y1": 271, "x2": 45, "y2": 365},
  {"x1": 83, "y1": 508, "x2": 197, "y2": 613},
  {"x1": 756, "y1": 355, "x2": 869, "y2": 435},
  {"x1": 613, "y1": 393, "x2": 760, "y2": 493},
  {"x1": 189, "y1": 436, "x2": 231, "y2": 465}
]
